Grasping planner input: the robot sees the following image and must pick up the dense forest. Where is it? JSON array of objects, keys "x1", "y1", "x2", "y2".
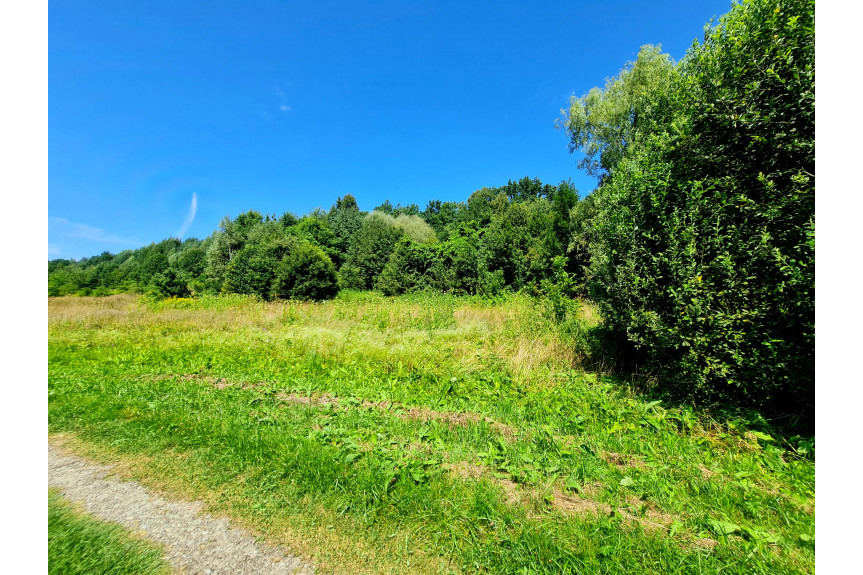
[{"x1": 49, "y1": 0, "x2": 813, "y2": 422}]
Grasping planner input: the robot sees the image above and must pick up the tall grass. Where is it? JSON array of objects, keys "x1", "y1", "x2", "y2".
[{"x1": 49, "y1": 293, "x2": 814, "y2": 575}]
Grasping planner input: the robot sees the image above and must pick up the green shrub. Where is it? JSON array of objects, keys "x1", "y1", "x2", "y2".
[
  {"x1": 376, "y1": 237, "x2": 434, "y2": 296},
  {"x1": 540, "y1": 256, "x2": 579, "y2": 325},
  {"x1": 339, "y1": 211, "x2": 405, "y2": 290},
  {"x1": 586, "y1": 0, "x2": 814, "y2": 417},
  {"x1": 273, "y1": 242, "x2": 339, "y2": 301}
]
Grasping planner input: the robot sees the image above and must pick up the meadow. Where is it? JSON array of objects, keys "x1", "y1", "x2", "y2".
[{"x1": 48, "y1": 292, "x2": 814, "y2": 574}]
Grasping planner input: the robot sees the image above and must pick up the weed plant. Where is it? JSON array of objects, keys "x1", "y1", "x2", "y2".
[{"x1": 49, "y1": 293, "x2": 814, "y2": 575}]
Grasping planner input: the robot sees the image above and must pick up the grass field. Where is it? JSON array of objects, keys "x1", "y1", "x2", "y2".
[
  {"x1": 48, "y1": 292, "x2": 815, "y2": 574},
  {"x1": 48, "y1": 488, "x2": 170, "y2": 575}
]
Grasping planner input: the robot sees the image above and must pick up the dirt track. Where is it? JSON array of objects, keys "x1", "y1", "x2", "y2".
[{"x1": 48, "y1": 443, "x2": 314, "y2": 575}]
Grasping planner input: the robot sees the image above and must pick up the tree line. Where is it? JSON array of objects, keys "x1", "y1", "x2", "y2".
[
  {"x1": 49, "y1": 0, "x2": 813, "y2": 420},
  {"x1": 48, "y1": 176, "x2": 578, "y2": 302}
]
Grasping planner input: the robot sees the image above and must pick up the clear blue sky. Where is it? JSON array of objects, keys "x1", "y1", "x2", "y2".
[{"x1": 49, "y1": 0, "x2": 732, "y2": 260}]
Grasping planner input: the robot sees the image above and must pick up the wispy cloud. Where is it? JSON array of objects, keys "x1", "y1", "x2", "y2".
[
  {"x1": 275, "y1": 85, "x2": 292, "y2": 113},
  {"x1": 50, "y1": 217, "x2": 140, "y2": 245},
  {"x1": 174, "y1": 192, "x2": 198, "y2": 239}
]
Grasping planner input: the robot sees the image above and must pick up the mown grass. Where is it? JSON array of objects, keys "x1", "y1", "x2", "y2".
[
  {"x1": 48, "y1": 488, "x2": 170, "y2": 575},
  {"x1": 48, "y1": 292, "x2": 815, "y2": 574}
]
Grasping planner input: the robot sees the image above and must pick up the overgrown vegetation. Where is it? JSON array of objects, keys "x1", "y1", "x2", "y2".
[
  {"x1": 48, "y1": 2, "x2": 815, "y2": 419},
  {"x1": 48, "y1": 175, "x2": 577, "y2": 303},
  {"x1": 48, "y1": 2, "x2": 815, "y2": 571},
  {"x1": 48, "y1": 488, "x2": 170, "y2": 575},
  {"x1": 561, "y1": 0, "x2": 814, "y2": 419},
  {"x1": 49, "y1": 294, "x2": 814, "y2": 575}
]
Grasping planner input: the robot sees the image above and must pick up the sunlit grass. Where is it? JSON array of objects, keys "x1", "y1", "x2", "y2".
[
  {"x1": 49, "y1": 292, "x2": 814, "y2": 575},
  {"x1": 48, "y1": 488, "x2": 170, "y2": 575}
]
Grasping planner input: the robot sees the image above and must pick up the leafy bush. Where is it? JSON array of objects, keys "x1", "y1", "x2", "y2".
[
  {"x1": 541, "y1": 256, "x2": 579, "y2": 325},
  {"x1": 376, "y1": 237, "x2": 434, "y2": 296},
  {"x1": 427, "y1": 226, "x2": 484, "y2": 295},
  {"x1": 148, "y1": 268, "x2": 190, "y2": 298},
  {"x1": 339, "y1": 211, "x2": 405, "y2": 289},
  {"x1": 584, "y1": 0, "x2": 814, "y2": 416},
  {"x1": 273, "y1": 242, "x2": 339, "y2": 301}
]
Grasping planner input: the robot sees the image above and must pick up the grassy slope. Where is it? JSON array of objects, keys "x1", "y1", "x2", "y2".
[
  {"x1": 48, "y1": 293, "x2": 814, "y2": 574},
  {"x1": 48, "y1": 488, "x2": 170, "y2": 575}
]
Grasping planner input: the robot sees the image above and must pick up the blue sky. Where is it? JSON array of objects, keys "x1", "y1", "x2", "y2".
[{"x1": 49, "y1": 0, "x2": 733, "y2": 260}]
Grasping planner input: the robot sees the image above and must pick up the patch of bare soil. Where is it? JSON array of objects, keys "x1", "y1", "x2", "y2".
[
  {"x1": 446, "y1": 461, "x2": 486, "y2": 481},
  {"x1": 275, "y1": 392, "x2": 338, "y2": 406},
  {"x1": 600, "y1": 451, "x2": 649, "y2": 471},
  {"x1": 548, "y1": 489, "x2": 676, "y2": 533},
  {"x1": 445, "y1": 461, "x2": 522, "y2": 505},
  {"x1": 182, "y1": 373, "x2": 519, "y2": 440},
  {"x1": 551, "y1": 490, "x2": 612, "y2": 517},
  {"x1": 694, "y1": 538, "x2": 719, "y2": 549},
  {"x1": 699, "y1": 464, "x2": 718, "y2": 480},
  {"x1": 393, "y1": 405, "x2": 517, "y2": 439},
  {"x1": 445, "y1": 462, "x2": 676, "y2": 532},
  {"x1": 619, "y1": 495, "x2": 678, "y2": 532}
]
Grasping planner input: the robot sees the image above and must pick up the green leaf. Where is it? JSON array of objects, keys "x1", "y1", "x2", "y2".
[
  {"x1": 619, "y1": 477, "x2": 635, "y2": 487},
  {"x1": 750, "y1": 431, "x2": 774, "y2": 442},
  {"x1": 565, "y1": 477, "x2": 583, "y2": 493},
  {"x1": 708, "y1": 519, "x2": 740, "y2": 537},
  {"x1": 643, "y1": 400, "x2": 663, "y2": 412},
  {"x1": 643, "y1": 416, "x2": 662, "y2": 430}
]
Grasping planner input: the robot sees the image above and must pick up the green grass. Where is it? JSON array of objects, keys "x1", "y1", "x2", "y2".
[
  {"x1": 48, "y1": 488, "x2": 170, "y2": 575},
  {"x1": 48, "y1": 292, "x2": 815, "y2": 575}
]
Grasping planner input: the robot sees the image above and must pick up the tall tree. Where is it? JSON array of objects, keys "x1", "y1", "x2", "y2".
[
  {"x1": 559, "y1": 44, "x2": 676, "y2": 180},
  {"x1": 327, "y1": 194, "x2": 364, "y2": 263},
  {"x1": 204, "y1": 211, "x2": 263, "y2": 291},
  {"x1": 339, "y1": 211, "x2": 405, "y2": 290}
]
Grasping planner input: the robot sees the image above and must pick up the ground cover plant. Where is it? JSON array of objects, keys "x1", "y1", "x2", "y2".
[
  {"x1": 49, "y1": 294, "x2": 814, "y2": 575},
  {"x1": 48, "y1": 488, "x2": 170, "y2": 575}
]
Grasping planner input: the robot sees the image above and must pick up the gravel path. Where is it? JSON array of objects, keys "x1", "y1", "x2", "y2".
[{"x1": 48, "y1": 444, "x2": 314, "y2": 575}]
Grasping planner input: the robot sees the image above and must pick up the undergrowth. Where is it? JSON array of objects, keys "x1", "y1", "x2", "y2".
[{"x1": 48, "y1": 293, "x2": 815, "y2": 575}]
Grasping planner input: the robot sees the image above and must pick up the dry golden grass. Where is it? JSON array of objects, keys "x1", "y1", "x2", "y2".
[{"x1": 49, "y1": 293, "x2": 592, "y2": 389}]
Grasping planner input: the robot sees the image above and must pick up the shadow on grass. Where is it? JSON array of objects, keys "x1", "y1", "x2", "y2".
[{"x1": 575, "y1": 323, "x2": 814, "y2": 457}]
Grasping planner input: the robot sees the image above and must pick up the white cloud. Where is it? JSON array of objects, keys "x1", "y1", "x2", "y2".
[
  {"x1": 174, "y1": 192, "x2": 198, "y2": 239},
  {"x1": 274, "y1": 85, "x2": 292, "y2": 113}
]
